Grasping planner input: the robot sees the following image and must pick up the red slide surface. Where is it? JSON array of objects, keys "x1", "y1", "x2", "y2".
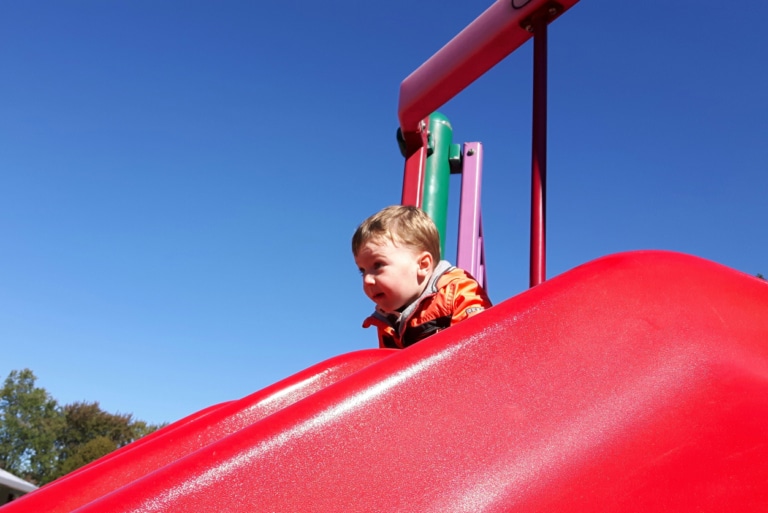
[{"x1": 5, "y1": 251, "x2": 768, "y2": 512}]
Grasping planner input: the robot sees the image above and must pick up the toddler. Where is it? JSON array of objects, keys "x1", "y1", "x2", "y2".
[{"x1": 352, "y1": 205, "x2": 492, "y2": 348}]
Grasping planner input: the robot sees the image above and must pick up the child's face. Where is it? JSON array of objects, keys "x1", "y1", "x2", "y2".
[{"x1": 354, "y1": 237, "x2": 433, "y2": 314}]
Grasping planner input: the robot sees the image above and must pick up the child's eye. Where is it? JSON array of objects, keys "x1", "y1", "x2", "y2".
[{"x1": 374, "y1": 261, "x2": 384, "y2": 269}]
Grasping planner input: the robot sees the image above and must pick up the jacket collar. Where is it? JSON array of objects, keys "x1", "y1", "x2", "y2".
[{"x1": 365, "y1": 260, "x2": 454, "y2": 334}]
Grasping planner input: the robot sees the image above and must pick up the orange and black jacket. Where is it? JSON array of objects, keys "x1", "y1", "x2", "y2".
[{"x1": 362, "y1": 260, "x2": 492, "y2": 349}]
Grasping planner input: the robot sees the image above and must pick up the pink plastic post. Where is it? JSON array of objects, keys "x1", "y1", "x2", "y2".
[{"x1": 456, "y1": 142, "x2": 486, "y2": 288}]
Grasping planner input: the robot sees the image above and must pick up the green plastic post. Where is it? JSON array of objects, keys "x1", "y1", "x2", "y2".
[{"x1": 421, "y1": 112, "x2": 453, "y2": 260}]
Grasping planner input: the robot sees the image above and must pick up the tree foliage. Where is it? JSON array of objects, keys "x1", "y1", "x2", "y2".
[
  {"x1": 0, "y1": 369, "x2": 164, "y2": 485},
  {"x1": 0, "y1": 369, "x2": 64, "y2": 484},
  {"x1": 55, "y1": 436, "x2": 117, "y2": 478}
]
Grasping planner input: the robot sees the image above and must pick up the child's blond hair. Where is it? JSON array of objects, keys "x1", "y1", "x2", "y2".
[{"x1": 352, "y1": 205, "x2": 441, "y2": 264}]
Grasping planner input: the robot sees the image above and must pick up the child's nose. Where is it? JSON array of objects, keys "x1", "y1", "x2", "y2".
[{"x1": 363, "y1": 272, "x2": 375, "y2": 285}]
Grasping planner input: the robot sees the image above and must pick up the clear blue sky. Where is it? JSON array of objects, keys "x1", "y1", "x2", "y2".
[{"x1": 2, "y1": 1, "x2": 766, "y2": 426}]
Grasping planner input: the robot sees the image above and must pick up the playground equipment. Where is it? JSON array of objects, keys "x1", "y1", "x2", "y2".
[{"x1": 3, "y1": 1, "x2": 767, "y2": 511}]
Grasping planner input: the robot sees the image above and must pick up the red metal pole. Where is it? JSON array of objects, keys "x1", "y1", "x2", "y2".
[
  {"x1": 400, "y1": 118, "x2": 429, "y2": 207},
  {"x1": 530, "y1": 15, "x2": 547, "y2": 288},
  {"x1": 397, "y1": 0, "x2": 579, "y2": 136}
]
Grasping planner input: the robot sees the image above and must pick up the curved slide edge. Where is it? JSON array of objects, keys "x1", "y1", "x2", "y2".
[
  {"x1": 6, "y1": 250, "x2": 768, "y2": 512},
  {"x1": 65, "y1": 251, "x2": 768, "y2": 512},
  {"x1": 3, "y1": 349, "x2": 393, "y2": 513}
]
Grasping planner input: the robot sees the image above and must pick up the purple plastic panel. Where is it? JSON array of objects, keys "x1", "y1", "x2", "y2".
[{"x1": 456, "y1": 142, "x2": 486, "y2": 288}]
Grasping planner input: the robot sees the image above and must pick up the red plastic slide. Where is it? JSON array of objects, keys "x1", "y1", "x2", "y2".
[{"x1": 5, "y1": 251, "x2": 768, "y2": 512}]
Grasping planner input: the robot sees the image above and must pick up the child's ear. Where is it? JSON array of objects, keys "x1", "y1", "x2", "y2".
[{"x1": 417, "y1": 251, "x2": 433, "y2": 277}]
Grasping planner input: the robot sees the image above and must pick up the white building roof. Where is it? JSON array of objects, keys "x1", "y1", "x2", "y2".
[{"x1": 0, "y1": 468, "x2": 38, "y2": 494}]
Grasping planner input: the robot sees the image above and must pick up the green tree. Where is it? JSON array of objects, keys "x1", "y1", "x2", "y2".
[
  {"x1": 58, "y1": 402, "x2": 134, "y2": 458},
  {"x1": 1, "y1": 369, "x2": 165, "y2": 484},
  {"x1": 51, "y1": 401, "x2": 161, "y2": 480},
  {"x1": 0, "y1": 369, "x2": 65, "y2": 484},
  {"x1": 55, "y1": 435, "x2": 117, "y2": 477},
  {"x1": 758, "y1": 273, "x2": 765, "y2": 280}
]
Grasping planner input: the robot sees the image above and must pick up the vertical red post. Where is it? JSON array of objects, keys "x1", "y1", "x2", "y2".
[
  {"x1": 530, "y1": 16, "x2": 548, "y2": 288},
  {"x1": 400, "y1": 118, "x2": 430, "y2": 207}
]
